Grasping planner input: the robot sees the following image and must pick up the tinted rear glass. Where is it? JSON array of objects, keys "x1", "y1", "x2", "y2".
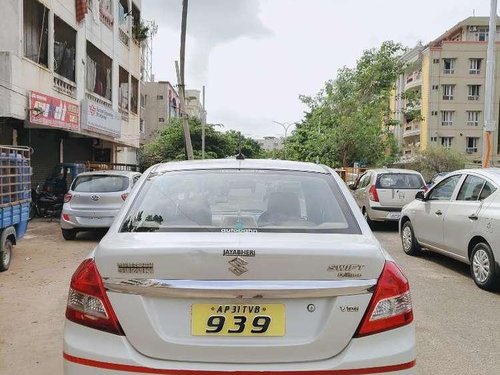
[
  {"x1": 72, "y1": 175, "x2": 129, "y2": 193},
  {"x1": 120, "y1": 169, "x2": 360, "y2": 234},
  {"x1": 376, "y1": 173, "x2": 424, "y2": 189}
]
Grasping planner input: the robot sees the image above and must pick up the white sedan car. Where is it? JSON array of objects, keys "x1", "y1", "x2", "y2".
[
  {"x1": 400, "y1": 168, "x2": 500, "y2": 291},
  {"x1": 63, "y1": 159, "x2": 415, "y2": 375}
]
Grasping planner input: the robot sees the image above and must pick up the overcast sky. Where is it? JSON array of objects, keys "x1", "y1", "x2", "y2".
[{"x1": 143, "y1": 0, "x2": 492, "y2": 138}]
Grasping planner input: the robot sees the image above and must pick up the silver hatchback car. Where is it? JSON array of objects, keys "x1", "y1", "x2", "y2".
[
  {"x1": 60, "y1": 170, "x2": 141, "y2": 240},
  {"x1": 350, "y1": 169, "x2": 426, "y2": 226}
]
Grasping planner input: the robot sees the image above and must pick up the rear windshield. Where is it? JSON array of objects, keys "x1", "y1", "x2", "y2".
[
  {"x1": 72, "y1": 175, "x2": 129, "y2": 193},
  {"x1": 376, "y1": 173, "x2": 424, "y2": 189},
  {"x1": 120, "y1": 169, "x2": 360, "y2": 234}
]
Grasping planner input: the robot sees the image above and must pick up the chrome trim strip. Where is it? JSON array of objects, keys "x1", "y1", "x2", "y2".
[{"x1": 103, "y1": 279, "x2": 377, "y2": 299}]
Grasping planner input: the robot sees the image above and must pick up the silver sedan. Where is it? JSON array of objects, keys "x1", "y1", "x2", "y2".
[{"x1": 400, "y1": 168, "x2": 500, "y2": 291}]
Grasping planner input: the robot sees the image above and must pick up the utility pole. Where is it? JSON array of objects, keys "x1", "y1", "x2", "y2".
[
  {"x1": 202, "y1": 85, "x2": 206, "y2": 159},
  {"x1": 177, "y1": 0, "x2": 194, "y2": 160},
  {"x1": 273, "y1": 120, "x2": 294, "y2": 159},
  {"x1": 482, "y1": 0, "x2": 497, "y2": 168}
]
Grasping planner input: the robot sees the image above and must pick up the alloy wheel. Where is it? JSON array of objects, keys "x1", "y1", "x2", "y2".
[
  {"x1": 402, "y1": 226, "x2": 412, "y2": 252},
  {"x1": 2, "y1": 241, "x2": 12, "y2": 267},
  {"x1": 472, "y1": 249, "x2": 490, "y2": 283}
]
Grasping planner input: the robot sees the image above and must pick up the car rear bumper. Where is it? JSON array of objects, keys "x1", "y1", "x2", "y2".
[
  {"x1": 367, "y1": 206, "x2": 402, "y2": 222},
  {"x1": 61, "y1": 208, "x2": 119, "y2": 229},
  {"x1": 63, "y1": 320, "x2": 416, "y2": 374}
]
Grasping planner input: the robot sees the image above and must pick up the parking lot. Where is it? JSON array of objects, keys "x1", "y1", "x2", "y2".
[{"x1": 0, "y1": 220, "x2": 499, "y2": 375}]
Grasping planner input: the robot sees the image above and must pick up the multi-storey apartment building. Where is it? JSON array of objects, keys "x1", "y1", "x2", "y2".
[
  {"x1": 0, "y1": 0, "x2": 144, "y2": 185},
  {"x1": 141, "y1": 81, "x2": 180, "y2": 142},
  {"x1": 185, "y1": 89, "x2": 204, "y2": 121},
  {"x1": 391, "y1": 17, "x2": 500, "y2": 165}
]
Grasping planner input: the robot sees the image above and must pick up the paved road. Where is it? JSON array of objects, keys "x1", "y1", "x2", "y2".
[
  {"x1": 0, "y1": 220, "x2": 499, "y2": 374},
  {"x1": 373, "y1": 223, "x2": 500, "y2": 375}
]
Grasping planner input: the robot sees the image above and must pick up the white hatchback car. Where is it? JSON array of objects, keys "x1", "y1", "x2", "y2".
[
  {"x1": 400, "y1": 168, "x2": 500, "y2": 291},
  {"x1": 350, "y1": 169, "x2": 426, "y2": 226},
  {"x1": 63, "y1": 159, "x2": 415, "y2": 375}
]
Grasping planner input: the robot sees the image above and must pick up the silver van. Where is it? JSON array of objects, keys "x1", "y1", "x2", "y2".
[
  {"x1": 349, "y1": 168, "x2": 426, "y2": 226},
  {"x1": 60, "y1": 170, "x2": 141, "y2": 240}
]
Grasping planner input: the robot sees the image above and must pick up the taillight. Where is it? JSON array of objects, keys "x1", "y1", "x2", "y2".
[
  {"x1": 62, "y1": 213, "x2": 70, "y2": 222},
  {"x1": 121, "y1": 193, "x2": 128, "y2": 201},
  {"x1": 64, "y1": 193, "x2": 72, "y2": 203},
  {"x1": 369, "y1": 185, "x2": 379, "y2": 202},
  {"x1": 66, "y1": 259, "x2": 124, "y2": 335},
  {"x1": 355, "y1": 261, "x2": 413, "y2": 337}
]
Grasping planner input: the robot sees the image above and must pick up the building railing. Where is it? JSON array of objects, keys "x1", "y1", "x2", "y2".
[
  {"x1": 86, "y1": 91, "x2": 112, "y2": 108},
  {"x1": 53, "y1": 74, "x2": 77, "y2": 99},
  {"x1": 99, "y1": 4, "x2": 114, "y2": 29},
  {"x1": 119, "y1": 27, "x2": 130, "y2": 47}
]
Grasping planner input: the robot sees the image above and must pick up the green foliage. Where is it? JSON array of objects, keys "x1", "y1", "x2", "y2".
[
  {"x1": 408, "y1": 146, "x2": 466, "y2": 181},
  {"x1": 285, "y1": 41, "x2": 407, "y2": 167},
  {"x1": 138, "y1": 118, "x2": 263, "y2": 169}
]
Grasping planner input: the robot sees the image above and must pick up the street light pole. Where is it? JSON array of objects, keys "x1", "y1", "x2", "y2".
[
  {"x1": 273, "y1": 120, "x2": 294, "y2": 159},
  {"x1": 482, "y1": 0, "x2": 497, "y2": 168}
]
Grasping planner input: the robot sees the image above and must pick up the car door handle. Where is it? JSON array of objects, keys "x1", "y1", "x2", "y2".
[
  {"x1": 435, "y1": 210, "x2": 443, "y2": 216},
  {"x1": 468, "y1": 214, "x2": 478, "y2": 221}
]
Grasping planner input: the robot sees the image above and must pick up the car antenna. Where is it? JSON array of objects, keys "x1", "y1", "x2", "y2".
[{"x1": 236, "y1": 132, "x2": 245, "y2": 160}]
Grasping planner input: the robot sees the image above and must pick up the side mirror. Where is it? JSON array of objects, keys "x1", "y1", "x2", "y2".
[
  {"x1": 415, "y1": 191, "x2": 425, "y2": 201},
  {"x1": 348, "y1": 182, "x2": 356, "y2": 190}
]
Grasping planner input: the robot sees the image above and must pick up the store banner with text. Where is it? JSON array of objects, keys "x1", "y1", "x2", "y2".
[
  {"x1": 29, "y1": 91, "x2": 80, "y2": 132},
  {"x1": 81, "y1": 99, "x2": 121, "y2": 138}
]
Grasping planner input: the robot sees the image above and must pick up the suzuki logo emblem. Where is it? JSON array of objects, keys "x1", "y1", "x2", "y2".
[
  {"x1": 90, "y1": 195, "x2": 100, "y2": 201},
  {"x1": 228, "y1": 257, "x2": 248, "y2": 276}
]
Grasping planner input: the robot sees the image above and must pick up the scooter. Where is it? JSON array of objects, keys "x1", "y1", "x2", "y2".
[{"x1": 29, "y1": 185, "x2": 64, "y2": 219}]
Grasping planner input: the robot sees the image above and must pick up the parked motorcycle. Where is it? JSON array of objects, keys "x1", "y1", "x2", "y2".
[{"x1": 29, "y1": 185, "x2": 64, "y2": 219}]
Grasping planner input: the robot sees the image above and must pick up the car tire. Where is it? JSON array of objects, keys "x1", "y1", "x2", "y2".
[
  {"x1": 62, "y1": 229, "x2": 77, "y2": 241},
  {"x1": 470, "y1": 242, "x2": 500, "y2": 291},
  {"x1": 362, "y1": 207, "x2": 375, "y2": 228},
  {"x1": 0, "y1": 238, "x2": 13, "y2": 272},
  {"x1": 401, "y1": 220, "x2": 421, "y2": 256}
]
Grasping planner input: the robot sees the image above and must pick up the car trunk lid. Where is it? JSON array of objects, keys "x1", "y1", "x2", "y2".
[{"x1": 95, "y1": 232, "x2": 385, "y2": 363}]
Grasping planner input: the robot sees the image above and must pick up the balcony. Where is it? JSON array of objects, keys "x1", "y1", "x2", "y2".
[
  {"x1": 86, "y1": 91, "x2": 112, "y2": 108},
  {"x1": 53, "y1": 74, "x2": 76, "y2": 99},
  {"x1": 403, "y1": 121, "x2": 421, "y2": 138},
  {"x1": 405, "y1": 70, "x2": 422, "y2": 91},
  {"x1": 119, "y1": 27, "x2": 129, "y2": 47}
]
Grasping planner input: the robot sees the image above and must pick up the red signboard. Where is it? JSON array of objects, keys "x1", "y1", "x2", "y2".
[{"x1": 29, "y1": 91, "x2": 80, "y2": 132}]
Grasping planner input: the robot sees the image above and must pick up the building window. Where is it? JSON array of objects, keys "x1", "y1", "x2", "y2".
[
  {"x1": 86, "y1": 41, "x2": 112, "y2": 101},
  {"x1": 118, "y1": 0, "x2": 129, "y2": 26},
  {"x1": 443, "y1": 58, "x2": 456, "y2": 74},
  {"x1": 431, "y1": 137, "x2": 438, "y2": 142},
  {"x1": 54, "y1": 16, "x2": 76, "y2": 82},
  {"x1": 442, "y1": 85, "x2": 455, "y2": 100},
  {"x1": 23, "y1": 0, "x2": 49, "y2": 67},
  {"x1": 119, "y1": 66, "x2": 129, "y2": 110},
  {"x1": 466, "y1": 137, "x2": 479, "y2": 153},
  {"x1": 159, "y1": 118, "x2": 165, "y2": 122},
  {"x1": 441, "y1": 111, "x2": 454, "y2": 126},
  {"x1": 469, "y1": 58, "x2": 482, "y2": 74},
  {"x1": 131, "y1": 76, "x2": 139, "y2": 114},
  {"x1": 471, "y1": 26, "x2": 489, "y2": 41},
  {"x1": 468, "y1": 85, "x2": 480, "y2": 100},
  {"x1": 139, "y1": 119, "x2": 144, "y2": 133},
  {"x1": 441, "y1": 137, "x2": 453, "y2": 148},
  {"x1": 157, "y1": 95, "x2": 164, "y2": 100},
  {"x1": 467, "y1": 111, "x2": 480, "y2": 126}
]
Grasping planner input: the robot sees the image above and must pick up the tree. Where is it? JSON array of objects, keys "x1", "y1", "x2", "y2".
[
  {"x1": 410, "y1": 146, "x2": 466, "y2": 181},
  {"x1": 138, "y1": 118, "x2": 263, "y2": 169},
  {"x1": 285, "y1": 41, "x2": 407, "y2": 167}
]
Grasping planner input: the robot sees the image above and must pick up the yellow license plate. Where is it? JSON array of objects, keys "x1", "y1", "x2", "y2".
[{"x1": 191, "y1": 304, "x2": 285, "y2": 336}]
